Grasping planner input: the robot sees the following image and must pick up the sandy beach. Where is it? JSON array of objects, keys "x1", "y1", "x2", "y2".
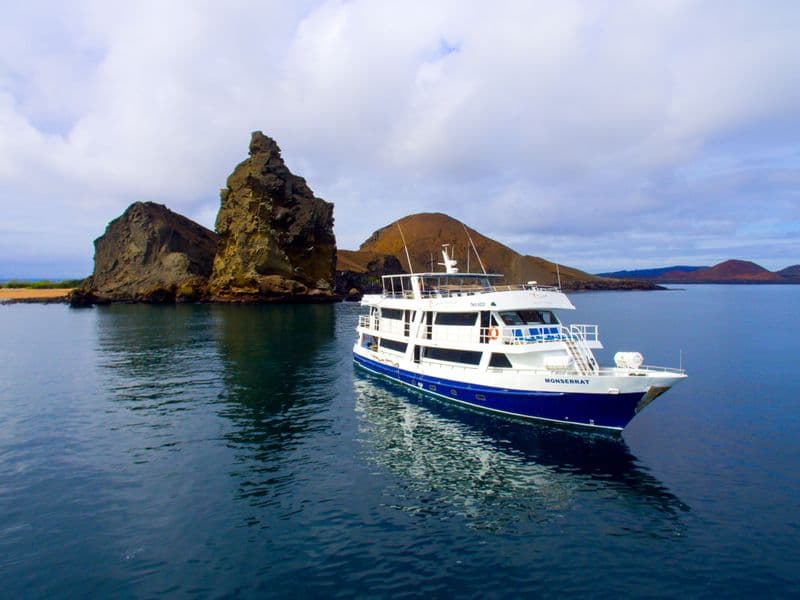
[{"x1": 0, "y1": 288, "x2": 73, "y2": 302}]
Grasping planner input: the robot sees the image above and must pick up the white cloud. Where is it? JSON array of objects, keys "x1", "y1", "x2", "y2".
[{"x1": 0, "y1": 0, "x2": 799, "y2": 277}]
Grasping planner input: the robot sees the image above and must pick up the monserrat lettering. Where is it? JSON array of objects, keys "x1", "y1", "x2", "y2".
[{"x1": 545, "y1": 378, "x2": 589, "y2": 385}]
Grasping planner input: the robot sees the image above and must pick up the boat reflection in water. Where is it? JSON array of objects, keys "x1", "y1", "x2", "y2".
[{"x1": 354, "y1": 371, "x2": 688, "y2": 532}]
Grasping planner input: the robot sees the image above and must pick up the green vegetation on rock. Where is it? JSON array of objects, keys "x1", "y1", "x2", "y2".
[{"x1": 2, "y1": 279, "x2": 83, "y2": 289}]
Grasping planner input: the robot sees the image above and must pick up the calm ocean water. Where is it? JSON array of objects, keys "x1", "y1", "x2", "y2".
[{"x1": 1, "y1": 286, "x2": 799, "y2": 597}]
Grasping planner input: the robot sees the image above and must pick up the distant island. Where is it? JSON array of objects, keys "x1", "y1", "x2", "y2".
[{"x1": 599, "y1": 260, "x2": 800, "y2": 284}]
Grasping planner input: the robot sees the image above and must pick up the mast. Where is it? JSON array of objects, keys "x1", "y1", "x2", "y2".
[
  {"x1": 463, "y1": 224, "x2": 487, "y2": 275},
  {"x1": 396, "y1": 222, "x2": 414, "y2": 274}
]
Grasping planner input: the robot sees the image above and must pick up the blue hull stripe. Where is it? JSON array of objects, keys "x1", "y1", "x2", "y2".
[{"x1": 353, "y1": 353, "x2": 645, "y2": 430}]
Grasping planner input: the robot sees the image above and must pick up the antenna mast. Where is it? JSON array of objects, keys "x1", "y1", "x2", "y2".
[
  {"x1": 462, "y1": 224, "x2": 487, "y2": 275},
  {"x1": 397, "y1": 222, "x2": 414, "y2": 274},
  {"x1": 556, "y1": 263, "x2": 562, "y2": 289}
]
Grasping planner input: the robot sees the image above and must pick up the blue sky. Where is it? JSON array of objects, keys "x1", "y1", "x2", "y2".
[{"x1": 1, "y1": 0, "x2": 798, "y2": 278}]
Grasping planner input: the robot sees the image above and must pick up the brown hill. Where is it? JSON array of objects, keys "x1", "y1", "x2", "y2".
[
  {"x1": 342, "y1": 213, "x2": 658, "y2": 290},
  {"x1": 656, "y1": 259, "x2": 785, "y2": 283},
  {"x1": 337, "y1": 249, "x2": 384, "y2": 273}
]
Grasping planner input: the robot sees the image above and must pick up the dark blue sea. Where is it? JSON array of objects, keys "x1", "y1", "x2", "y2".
[{"x1": 1, "y1": 285, "x2": 799, "y2": 597}]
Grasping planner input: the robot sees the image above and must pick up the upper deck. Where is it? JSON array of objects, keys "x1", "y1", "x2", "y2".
[{"x1": 366, "y1": 273, "x2": 575, "y2": 311}]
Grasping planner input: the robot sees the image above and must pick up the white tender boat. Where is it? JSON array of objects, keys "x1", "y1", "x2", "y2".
[{"x1": 353, "y1": 246, "x2": 686, "y2": 431}]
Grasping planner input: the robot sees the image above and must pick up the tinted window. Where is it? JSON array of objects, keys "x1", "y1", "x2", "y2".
[
  {"x1": 489, "y1": 353, "x2": 513, "y2": 368},
  {"x1": 435, "y1": 312, "x2": 478, "y2": 326},
  {"x1": 502, "y1": 310, "x2": 558, "y2": 325},
  {"x1": 424, "y1": 347, "x2": 482, "y2": 365},
  {"x1": 380, "y1": 338, "x2": 407, "y2": 353},
  {"x1": 382, "y1": 308, "x2": 403, "y2": 320},
  {"x1": 518, "y1": 310, "x2": 544, "y2": 323},
  {"x1": 499, "y1": 311, "x2": 524, "y2": 325}
]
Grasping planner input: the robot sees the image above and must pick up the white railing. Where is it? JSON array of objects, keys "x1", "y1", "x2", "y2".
[
  {"x1": 418, "y1": 287, "x2": 487, "y2": 298},
  {"x1": 568, "y1": 323, "x2": 598, "y2": 343},
  {"x1": 416, "y1": 283, "x2": 561, "y2": 298},
  {"x1": 358, "y1": 318, "x2": 602, "y2": 348},
  {"x1": 422, "y1": 325, "x2": 480, "y2": 345},
  {"x1": 358, "y1": 315, "x2": 378, "y2": 329},
  {"x1": 492, "y1": 324, "x2": 598, "y2": 345},
  {"x1": 491, "y1": 284, "x2": 560, "y2": 292},
  {"x1": 380, "y1": 280, "x2": 561, "y2": 299},
  {"x1": 382, "y1": 290, "x2": 416, "y2": 299},
  {"x1": 596, "y1": 365, "x2": 686, "y2": 375},
  {"x1": 564, "y1": 327, "x2": 597, "y2": 374}
]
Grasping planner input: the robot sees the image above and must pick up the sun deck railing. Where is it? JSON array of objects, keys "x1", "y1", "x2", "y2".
[
  {"x1": 494, "y1": 324, "x2": 598, "y2": 345},
  {"x1": 357, "y1": 317, "x2": 599, "y2": 346},
  {"x1": 380, "y1": 280, "x2": 561, "y2": 298}
]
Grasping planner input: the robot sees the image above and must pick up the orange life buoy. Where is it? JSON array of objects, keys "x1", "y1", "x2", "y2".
[{"x1": 489, "y1": 327, "x2": 499, "y2": 340}]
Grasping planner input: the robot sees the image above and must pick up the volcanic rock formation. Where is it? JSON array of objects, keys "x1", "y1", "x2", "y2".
[
  {"x1": 208, "y1": 132, "x2": 337, "y2": 302},
  {"x1": 70, "y1": 202, "x2": 218, "y2": 305}
]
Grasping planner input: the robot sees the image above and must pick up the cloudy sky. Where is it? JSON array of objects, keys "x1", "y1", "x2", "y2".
[{"x1": 1, "y1": 0, "x2": 798, "y2": 278}]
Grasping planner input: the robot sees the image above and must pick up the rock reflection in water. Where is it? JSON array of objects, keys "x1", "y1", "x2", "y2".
[
  {"x1": 213, "y1": 304, "x2": 337, "y2": 511},
  {"x1": 95, "y1": 304, "x2": 223, "y2": 402},
  {"x1": 93, "y1": 303, "x2": 339, "y2": 514},
  {"x1": 354, "y1": 372, "x2": 688, "y2": 533},
  {"x1": 214, "y1": 304, "x2": 336, "y2": 413}
]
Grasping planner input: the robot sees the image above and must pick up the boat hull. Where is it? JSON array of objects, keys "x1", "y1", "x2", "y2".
[{"x1": 353, "y1": 353, "x2": 663, "y2": 431}]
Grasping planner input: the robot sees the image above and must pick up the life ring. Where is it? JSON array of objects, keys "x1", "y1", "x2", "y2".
[{"x1": 489, "y1": 327, "x2": 499, "y2": 340}]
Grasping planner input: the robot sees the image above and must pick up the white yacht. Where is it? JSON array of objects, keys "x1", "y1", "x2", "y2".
[{"x1": 353, "y1": 246, "x2": 686, "y2": 431}]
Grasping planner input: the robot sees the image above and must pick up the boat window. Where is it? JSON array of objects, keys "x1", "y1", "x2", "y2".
[
  {"x1": 381, "y1": 308, "x2": 403, "y2": 320},
  {"x1": 499, "y1": 311, "x2": 524, "y2": 325},
  {"x1": 434, "y1": 312, "x2": 478, "y2": 326},
  {"x1": 480, "y1": 312, "x2": 491, "y2": 343},
  {"x1": 423, "y1": 347, "x2": 482, "y2": 365},
  {"x1": 379, "y1": 338, "x2": 407, "y2": 354},
  {"x1": 489, "y1": 353, "x2": 513, "y2": 368},
  {"x1": 500, "y1": 310, "x2": 558, "y2": 325},
  {"x1": 518, "y1": 310, "x2": 558, "y2": 325}
]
